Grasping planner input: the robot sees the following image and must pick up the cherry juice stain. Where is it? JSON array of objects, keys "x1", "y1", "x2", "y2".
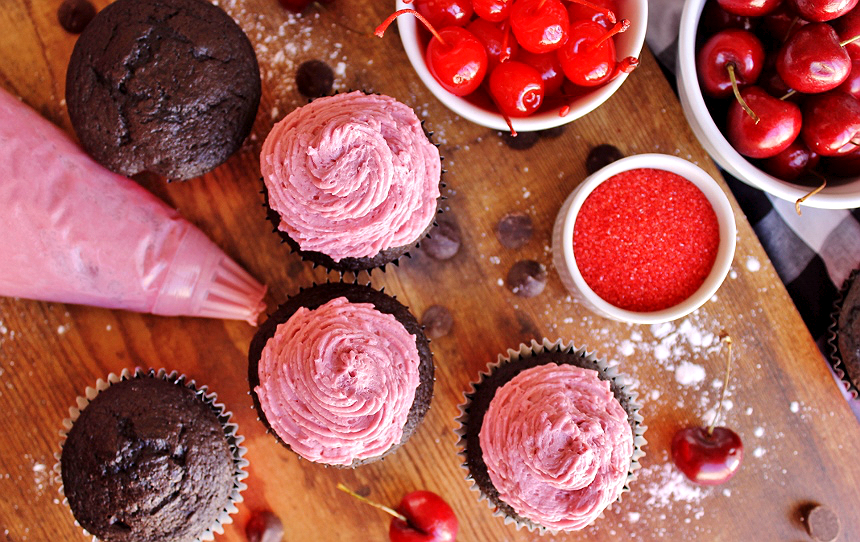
[{"x1": 573, "y1": 168, "x2": 720, "y2": 312}]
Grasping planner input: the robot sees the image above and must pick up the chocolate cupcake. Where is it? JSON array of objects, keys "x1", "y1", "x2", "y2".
[
  {"x1": 456, "y1": 339, "x2": 646, "y2": 533},
  {"x1": 249, "y1": 282, "x2": 434, "y2": 466},
  {"x1": 65, "y1": 0, "x2": 261, "y2": 180},
  {"x1": 260, "y1": 91, "x2": 442, "y2": 273},
  {"x1": 828, "y1": 268, "x2": 860, "y2": 399},
  {"x1": 57, "y1": 369, "x2": 248, "y2": 542}
]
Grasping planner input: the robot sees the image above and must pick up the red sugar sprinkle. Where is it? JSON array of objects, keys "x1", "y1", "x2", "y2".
[{"x1": 573, "y1": 168, "x2": 720, "y2": 312}]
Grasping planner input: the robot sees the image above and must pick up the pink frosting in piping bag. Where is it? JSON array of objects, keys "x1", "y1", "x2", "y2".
[
  {"x1": 0, "y1": 88, "x2": 266, "y2": 324},
  {"x1": 255, "y1": 297, "x2": 421, "y2": 466},
  {"x1": 261, "y1": 91, "x2": 441, "y2": 262},
  {"x1": 479, "y1": 363, "x2": 633, "y2": 531}
]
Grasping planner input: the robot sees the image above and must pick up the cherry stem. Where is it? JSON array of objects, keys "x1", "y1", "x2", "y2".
[
  {"x1": 567, "y1": 0, "x2": 617, "y2": 23},
  {"x1": 609, "y1": 56, "x2": 639, "y2": 81},
  {"x1": 726, "y1": 63, "x2": 760, "y2": 125},
  {"x1": 708, "y1": 334, "x2": 733, "y2": 436},
  {"x1": 376, "y1": 9, "x2": 446, "y2": 46},
  {"x1": 795, "y1": 174, "x2": 827, "y2": 216},
  {"x1": 500, "y1": 22, "x2": 512, "y2": 63},
  {"x1": 840, "y1": 34, "x2": 860, "y2": 48},
  {"x1": 780, "y1": 89, "x2": 796, "y2": 101},
  {"x1": 784, "y1": 16, "x2": 799, "y2": 42},
  {"x1": 336, "y1": 483, "x2": 409, "y2": 523},
  {"x1": 587, "y1": 19, "x2": 630, "y2": 53}
]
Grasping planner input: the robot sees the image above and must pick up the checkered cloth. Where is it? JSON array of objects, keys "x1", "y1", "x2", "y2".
[{"x1": 646, "y1": 0, "x2": 860, "y2": 348}]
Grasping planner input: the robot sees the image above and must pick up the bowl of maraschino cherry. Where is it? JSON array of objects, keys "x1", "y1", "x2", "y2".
[
  {"x1": 374, "y1": 0, "x2": 647, "y2": 134},
  {"x1": 678, "y1": 0, "x2": 860, "y2": 210}
]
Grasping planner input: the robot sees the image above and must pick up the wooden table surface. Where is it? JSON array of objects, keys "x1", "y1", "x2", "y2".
[{"x1": 2, "y1": 1, "x2": 860, "y2": 541}]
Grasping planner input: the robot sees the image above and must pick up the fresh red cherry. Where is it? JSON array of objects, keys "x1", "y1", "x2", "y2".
[
  {"x1": 834, "y1": 7, "x2": 860, "y2": 59},
  {"x1": 390, "y1": 491, "x2": 458, "y2": 542},
  {"x1": 788, "y1": 0, "x2": 858, "y2": 21},
  {"x1": 489, "y1": 60, "x2": 545, "y2": 117},
  {"x1": 467, "y1": 18, "x2": 518, "y2": 72},
  {"x1": 761, "y1": 139, "x2": 821, "y2": 180},
  {"x1": 510, "y1": 0, "x2": 569, "y2": 53},
  {"x1": 699, "y1": 0, "x2": 759, "y2": 37},
  {"x1": 516, "y1": 49, "x2": 565, "y2": 96},
  {"x1": 837, "y1": 57, "x2": 860, "y2": 98},
  {"x1": 822, "y1": 146, "x2": 860, "y2": 176},
  {"x1": 696, "y1": 29, "x2": 765, "y2": 99},
  {"x1": 759, "y1": 2, "x2": 809, "y2": 44},
  {"x1": 376, "y1": 10, "x2": 488, "y2": 96},
  {"x1": 412, "y1": 0, "x2": 473, "y2": 28},
  {"x1": 717, "y1": 0, "x2": 782, "y2": 17},
  {"x1": 566, "y1": 0, "x2": 618, "y2": 30},
  {"x1": 671, "y1": 426, "x2": 744, "y2": 485},
  {"x1": 558, "y1": 19, "x2": 629, "y2": 87},
  {"x1": 776, "y1": 23, "x2": 853, "y2": 93},
  {"x1": 801, "y1": 91, "x2": 860, "y2": 155},
  {"x1": 472, "y1": 0, "x2": 511, "y2": 22},
  {"x1": 727, "y1": 86, "x2": 802, "y2": 158}
]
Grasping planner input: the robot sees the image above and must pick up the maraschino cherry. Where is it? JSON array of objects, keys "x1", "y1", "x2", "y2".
[
  {"x1": 801, "y1": 91, "x2": 860, "y2": 155},
  {"x1": 472, "y1": 0, "x2": 511, "y2": 22},
  {"x1": 516, "y1": 49, "x2": 565, "y2": 96},
  {"x1": 789, "y1": 0, "x2": 858, "y2": 22},
  {"x1": 696, "y1": 29, "x2": 765, "y2": 99},
  {"x1": 489, "y1": 60, "x2": 546, "y2": 117},
  {"x1": 671, "y1": 335, "x2": 744, "y2": 486},
  {"x1": 338, "y1": 484, "x2": 458, "y2": 542},
  {"x1": 558, "y1": 19, "x2": 631, "y2": 87},
  {"x1": 776, "y1": 23, "x2": 855, "y2": 93},
  {"x1": 411, "y1": 0, "x2": 473, "y2": 28},
  {"x1": 727, "y1": 86, "x2": 802, "y2": 158},
  {"x1": 376, "y1": 10, "x2": 488, "y2": 96},
  {"x1": 509, "y1": 0, "x2": 570, "y2": 53},
  {"x1": 466, "y1": 18, "x2": 518, "y2": 71},
  {"x1": 566, "y1": 0, "x2": 618, "y2": 30}
]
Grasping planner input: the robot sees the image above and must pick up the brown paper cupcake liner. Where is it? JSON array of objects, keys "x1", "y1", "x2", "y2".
[
  {"x1": 54, "y1": 368, "x2": 249, "y2": 542},
  {"x1": 827, "y1": 268, "x2": 860, "y2": 400},
  {"x1": 248, "y1": 280, "x2": 434, "y2": 467},
  {"x1": 455, "y1": 338, "x2": 647, "y2": 534}
]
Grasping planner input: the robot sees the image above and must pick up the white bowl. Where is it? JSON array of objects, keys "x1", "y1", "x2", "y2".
[
  {"x1": 677, "y1": 0, "x2": 860, "y2": 209},
  {"x1": 394, "y1": 0, "x2": 647, "y2": 132},
  {"x1": 552, "y1": 153, "x2": 737, "y2": 324}
]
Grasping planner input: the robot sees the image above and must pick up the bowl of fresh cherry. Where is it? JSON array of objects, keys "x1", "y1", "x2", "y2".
[
  {"x1": 375, "y1": 0, "x2": 647, "y2": 133},
  {"x1": 678, "y1": 0, "x2": 860, "y2": 209}
]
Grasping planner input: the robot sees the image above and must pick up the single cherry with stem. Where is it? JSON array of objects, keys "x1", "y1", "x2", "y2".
[
  {"x1": 800, "y1": 90, "x2": 860, "y2": 156},
  {"x1": 488, "y1": 60, "x2": 546, "y2": 117},
  {"x1": 558, "y1": 18, "x2": 631, "y2": 87},
  {"x1": 776, "y1": 24, "x2": 858, "y2": 93},
  {"x1": 376, "y1": 10, "x2": 488, "y2": 97},
  {"x1": 696, "y1": 29, "x2": 765, "y2": 99},
  {"x1": 671, "y1": 334, "x2": 744, "y2": 486},
  {"x1": 727, "y1": 86, "x2": 802, "y2": 158},
  {"x1": 337, "y1": 484, "x2": 458, "y2": 542},
  {"x1": 510, "y1": 0, "x2": 570, "y2": 53}
]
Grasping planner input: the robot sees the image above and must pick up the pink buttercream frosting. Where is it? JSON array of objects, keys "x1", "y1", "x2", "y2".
[
  {"x1": 255, "y1": 297, "x2": 421, "y2": 465},
  {"x1": 479, "y1": 363, "x2": 633, "y2": 531},
  {"x1": 261, "y1": 91, "x2": 441, "y2": 262}
]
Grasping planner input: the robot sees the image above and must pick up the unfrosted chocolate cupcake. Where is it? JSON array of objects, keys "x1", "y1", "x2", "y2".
[
  {"x1": 249, "y1": 282, "x2": 434, "y2": 466},
  {"x1": 829, "y1": 269, "x2": 860, "y2": 398},
  {"x1": 58, "y1": 369, "x2": 247, "y2": 542}
]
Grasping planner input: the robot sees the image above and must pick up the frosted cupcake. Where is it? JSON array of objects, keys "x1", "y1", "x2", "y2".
[
  {"x1": 261, "y1": 91, "x2": 442, "y2": 273},
  {"x1": 457, "y1": 340, "x2": 645, "y2": 533},
  {"x1": 248, "y1": 282, "x2": 434, "y2": 466}
]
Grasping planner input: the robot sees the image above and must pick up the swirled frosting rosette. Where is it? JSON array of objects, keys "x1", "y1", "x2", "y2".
[
  {"x1": 261, "y1": 91, "x2": 441, "y2": 270},
  {"x1": 456, "y1": 339, "x2": 646, "y2": 533},
  {"x1": 249, "y1": 283, "x2": 434, "y2": 467}
]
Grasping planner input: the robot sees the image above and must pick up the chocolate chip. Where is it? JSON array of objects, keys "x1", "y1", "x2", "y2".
[
  {"x1": 421, "y1": 305, "x2": 453, "y2": 339},
  {"x1": 506, "y1": 260, "x2": 547, "y2": 298},
  {"x1": 421, "y1": 218, "x2": 461, "y2": 260},
  {"x1": 296, "y1": 60, "x2": 334, "y2": 98},
  {"x1": 495, "y1": 212, "x2": 533, "y2": 249},
  {"x1": 586, "y1": 144, "x2": 624, "y2": 175},
  {"x1": 499, "y1": 130, "x2": 539, "y2": 150},
  {"x1": 246, "y1": 510, "x2": 284, "y2": 542},
  {"x1": 806, "y1": 505, "x2": 840, "y2": 542},
  {"x1": 58, "y1": 0, "x2": 96, "y2": 34}
]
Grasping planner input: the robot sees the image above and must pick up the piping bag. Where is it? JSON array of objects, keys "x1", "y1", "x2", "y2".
[{"x1": 0, "y1": 88, "x2": 267, "y2": 324}]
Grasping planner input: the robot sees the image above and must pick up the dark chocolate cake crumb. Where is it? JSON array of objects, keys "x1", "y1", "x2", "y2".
[
  {"x1": 296, "y1": 60, "x2": 335, "y2": 98},
  {"x1": 58, "y1": 0, "x2": 96, "y2": 34},
  {"x1": 586, "y1": 144, "x2": 625, "y2": 174},
  {"x1": 499, "y1": 130, "x2": 539, "y2": 150},
  {"x1": 422, "y1": 305, "x2": 454, "y2": 339},
  {"x1": 246, "y1": 510, "x2": 284, "y2": 542},
  {"x1": 806, "y1": 505, "x2": 840, "y2": 542},
  {"x1": 495, "y1": 212, "x2": 533, "y2": 249},
  {"x1": 507, "y1": 260, "x2": 547, "y2": 298},
  {"x1": 421, "y1": 217, "x2": 461, "y2": 260}
]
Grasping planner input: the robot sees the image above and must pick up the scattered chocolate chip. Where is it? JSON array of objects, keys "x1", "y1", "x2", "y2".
[
  {"x1": 421, "y1": 218, "x2": 461, "y2": 260},
  {"x1": 506, "y1": 260, "x2": 547, "y2": 298},
  {"x1": 499, "y1": 130, "x2": 539, "y2": 150},
  {"x1": 585, "y1": 144, "x2": 624, "y2": 175},
  {"x1": 296, "y1": 60, "x2": 334, "y2": 98},
  {"x1": 421, "y1": 305, "x2": 454, "y2": 339},
  {"x1": 246, "y1": 510, "x2": 284, "y2": 542},
  {"x1": 495, "y1": 212, "x2": 533, "y2": 249},
  {"x1": 539, "y1": 125, "x2": 566, "y2": 139},
  {"x1": 58, "y1": 0, "x2": 96, "y2": 34},
  {"x1": 806, "y1": 505, "x2": 840, "y2": 542}
]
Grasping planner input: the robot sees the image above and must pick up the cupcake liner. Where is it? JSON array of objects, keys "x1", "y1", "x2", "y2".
[
  {"x1": 248, "y1": 280, "x2": 434, "y2": 467},
  {"x1": 455, "y1": 338, "x2": 647, "y2": 534},
  {"x1": 54, "y1": 368, "x2": 249, "y2": 542},
  {"x1": 827, "y1": 268, "x2": 860, "y2": 400}
]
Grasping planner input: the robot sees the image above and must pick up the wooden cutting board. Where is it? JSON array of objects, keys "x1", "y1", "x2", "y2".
[{"x1": 1, "y1": 1, "x2": 859, "y2": 541}]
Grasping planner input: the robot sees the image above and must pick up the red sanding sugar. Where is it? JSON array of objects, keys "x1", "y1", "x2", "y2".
[{"x1": 573, "y1": 168, "x2": 720, "y2": 312}]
